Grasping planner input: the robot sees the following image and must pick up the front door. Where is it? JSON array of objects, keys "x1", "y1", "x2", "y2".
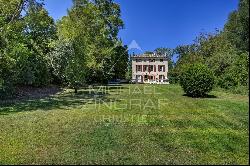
[
  {"x1": 136, "y1": 75, "x2": 142, "y2": 83},
  {"x1": 159, "y1": 75, "x2": 165, "y2": 82}
]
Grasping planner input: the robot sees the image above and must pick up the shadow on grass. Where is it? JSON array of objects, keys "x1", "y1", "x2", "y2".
[{"x1": 0, "y1": 87, "x2": 121, "y2": 115}]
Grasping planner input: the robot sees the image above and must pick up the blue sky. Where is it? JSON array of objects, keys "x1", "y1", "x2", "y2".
[{"x1": 44, "y1": 0, "x2": 238, "y2": 52}]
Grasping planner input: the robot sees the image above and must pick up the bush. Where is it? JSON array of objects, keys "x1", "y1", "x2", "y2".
[
  {"x1": 11, "y1": 44, "x2": 51, "y2": 87},
  {"x1": 230, "y1": 85, "x2": 249, "y2": 95},
  {"x1": 216, "y1": 52, "x2": 249, "y2": 91},
  {"x1": 17, "y1": 53, "x2": 51, "y2": 87},
  {"x1": 180, "y1": 63, "x2": 215, "y2": 97},
  {"x1": 0, "y1": 54, "x2": 16, "y2": 99},
  {"x1": 168, "y1": 70, "x2": 181, "y2": 84}
]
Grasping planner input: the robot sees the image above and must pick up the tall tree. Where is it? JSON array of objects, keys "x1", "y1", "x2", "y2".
[
  {"x1": 57, "y1": 0, "x2": 124, "y2": 86},
  {"x1": 14, "y1": 0, "x2": 56, "y2": 86},
  {"x1": 24, "y1": 0, "x2": 56, "y2": 55},
  {"x1": 224, "y1": 0, "x2": 249, "y2": 52},
  {"x1": 1, "y1": 0, "x2": 57, "y2": 90},
  {"x1": 111, "y1": 44, "x2": 129, "y2": 80}
]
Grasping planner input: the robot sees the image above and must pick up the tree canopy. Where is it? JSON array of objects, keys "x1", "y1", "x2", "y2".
[
  {"x1": 171, "y1": 0, "x2": 249, "y2": 94},
  {"x1": 0, "y1": 0, "x2": 248, "y2": 98},
  {"x1": 0, "y1": 0, "x2": 128, "y2": 96}
]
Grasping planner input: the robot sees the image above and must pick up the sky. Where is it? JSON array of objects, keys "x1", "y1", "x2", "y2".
[{"x1": 44, "y1": 0, "x2": 239, "y2": 53}]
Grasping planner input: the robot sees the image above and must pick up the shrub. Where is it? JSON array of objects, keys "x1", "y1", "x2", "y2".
[
  {"x1": 0, "y1": 54, "x2": 16, "y2": 99},
  {"x1": 230, "y1": 85, "x2": 249, "y2": 95},
  {"x1": 168, "y1": 70, "x2": 181, "y2": 84},
  {"x1": 11, "y1": 44, "x2": 51, "y2": 87},
  {"x1": 180, "y1": 63, "x2": 215, "y2": 97},
  {"x1": 217, "y1": 52, "x2": 249, "y2": 91},
  {"x1": 17, "y1": 53, "x2": 50, "y2": 87}
]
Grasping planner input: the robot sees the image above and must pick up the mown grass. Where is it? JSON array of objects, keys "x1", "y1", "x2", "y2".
[{"x1": 0, "y1": 84, "x2": 249, "y2": 164}]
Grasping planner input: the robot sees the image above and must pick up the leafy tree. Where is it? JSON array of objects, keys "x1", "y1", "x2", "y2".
[
  {"x1": 173, "y1": 7, "x2": 249, "y2": 93},
  {"x1": 126, "y1": 59, "x2": 132, "y2": 81},
  {"x1": 14, "y1": 0, "x2": 56, "y2": 86},
  {"x1": 0, "y1": 0, "x2": 26, "y2": 97},
  {"x1": 0, "y1": 0, "x2": 26, "y2": 52},
  {"x1": 0, "y1": 0, "x2": 57, "y2": 97},
  {"x1": 111, "y1": 44, "x2": 129, "y2": 80},
  {"x1": 0, "y1": 0, "x2": 126, "y2": 97},
  {"x1": 0, "y1": 0, "x2": 26, "y2": 32},
  {"x1": 57, "y1": 0, "x2": 124, "y2": 86},
  {"x1": 11, "y1": 43, "x2": 51, "y2": 86},
  {"x1": 0, "y1": 53, "x2": 17, "y2": 98},
  {"x1": 218, "y1": 52, "x2": 249, "y2": 89},
  {"x1": 224, "y1": 0, "x2": 249, "y2": 52},
  {"x1": 48, "y1": 39, "x2": 86, "y2": 93},
  {"x1": 170, "y1": 44, "x2": 203, "y2": 83},
  {"x1": 65, "y1": 41, "x2": 86, "y2": 93},
  {"x1": 48, "y1": 40, "x2": 73, "y2": 84},
  {"x1": 24, "y1": 0, "x2": 56, "y2": 55},
  {"x1": 7, "y1": 0, "x2": 57, "y2": 87},
  {"x1": 154, "y1": 47, "x2": 174, "y2": 70}
]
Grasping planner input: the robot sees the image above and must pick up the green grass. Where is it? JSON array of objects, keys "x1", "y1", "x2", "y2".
[{"x1": 0, "y1": 84, "x2": 249, "y2": 164}]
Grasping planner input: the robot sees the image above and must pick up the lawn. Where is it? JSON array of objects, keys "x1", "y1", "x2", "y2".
[{"x1": 0, "y1": 84, "x2": 249, "y2": 165}]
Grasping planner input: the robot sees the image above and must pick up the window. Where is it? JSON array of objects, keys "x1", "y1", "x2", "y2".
[
  {"x1": 149, "y1": 59, "x2": 155, "y2": 62},
  {"x1": 159, "y1": 75, "x2": 165, "y2": 80},
  {"x1": 143, "y1": 65, "x2": 149, "y2": 72},
  {"x1": 136, "y1": 65, "x2": 142, "y2": 72},
  {"x1": 158, "y1": 65, "x2": 165, "y2": 72},
  {"x1": 149, "y1": 65, "x2": 154, "y2": 72},
  {"x1": 136, "y1": 59, "x2": 142, "y2": 62},
  {"x1": 160, "y1": 59, "x2": 164, "y2": 62}
]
